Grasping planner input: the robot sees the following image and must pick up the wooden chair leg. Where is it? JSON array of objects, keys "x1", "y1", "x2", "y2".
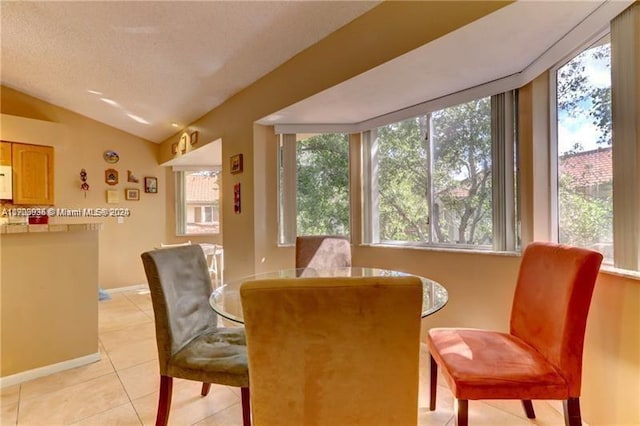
[
  {"x1": 201, "y1": 383, "x2": 211, "y2": 396},
  {"x1": 522, "y1": 400, "x2": 536, "y2": 419},
  {"x1": 429, "y1": 354, "x2": 438, "y2": 411},
  {"x1": 156, "y1": 375, "x2": 173, "y2": 426},
  {"x1": 241, "y1": 387, "x2": 251, "y2": 426},
  {"x1": 563, "y1": 397, "x2": 582, "y2": 426},
  {"x1": 456, "y1": 399, "x2": 468, "y2": 426}
]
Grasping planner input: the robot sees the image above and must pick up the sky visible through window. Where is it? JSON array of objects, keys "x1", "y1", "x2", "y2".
[{"x1": 557, "y1": 42, "x2": 610, "y2": 155}]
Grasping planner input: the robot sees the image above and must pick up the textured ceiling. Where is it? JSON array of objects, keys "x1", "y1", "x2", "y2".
[
  {"x1": 0, "y1": 1, "x2": 378, "y2": 142},
  {"x1": 1, "y1": 1, "x2": 630, "y2": 150}
]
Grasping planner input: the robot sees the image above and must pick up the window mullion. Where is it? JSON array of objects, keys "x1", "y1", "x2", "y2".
[
  {"x1": 175, "y1": 171, "x2": 186, "y2": 235},
  {"x1": 279, "y1": 134, "x2": 297, "y2": 245},
  {"x1": 426, "y1": 113, "x2": 434, "y2": 245},
  {"x1": 491, "y1": 92, "x2": 516, "y2": 251},
  {"x1": 362, "y1": 130, "x2": 378, "y2": 244}
]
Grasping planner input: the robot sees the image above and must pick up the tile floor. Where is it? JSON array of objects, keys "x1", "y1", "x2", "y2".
[{"x1": 1, "y1": 287, "x2": 567, "y2": 425}]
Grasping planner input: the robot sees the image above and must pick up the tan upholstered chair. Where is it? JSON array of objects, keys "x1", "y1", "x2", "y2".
[
  {"x1": 241, "y1": 276, "x2": 423, "y2": 426},
  {"x1": 141, "y1": 245, "x2": 250, "y2": 426},
  {"x1": 295, "y1": 235, "x2": 351, "y2": 269},
  {"x1": 427, "y1": 242, "x2": 603, "y2": 426}
]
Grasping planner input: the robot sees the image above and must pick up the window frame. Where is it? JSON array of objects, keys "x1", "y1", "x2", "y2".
[
  {"x1": 550, "y1": 31, "x2": 614, "y2": 263},
  {"x1": 277, "y1": 133, "x2": 351, "y2": 246},
  {"x1": 362, "y1": 91, "x2": 518, "y2": 252},
  {"x1": 174, "y1": 167, "x2": 221, "y2": 237}
]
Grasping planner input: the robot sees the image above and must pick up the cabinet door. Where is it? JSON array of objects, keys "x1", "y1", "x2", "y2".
[
  {"x1": 0, "y1": 141, "x2": 11, "y2": 166},
  {"x1": 12, "y1": 143, "x2": 55, "y2": 205}
]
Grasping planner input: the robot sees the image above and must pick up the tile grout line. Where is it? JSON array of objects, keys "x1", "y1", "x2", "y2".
[
  {"x1": 14, "y1": 383, "x2": 22, "y2": 426},
  {"x1": 115, "y1": 288, "x2": 153, "y2": 425},
  {"x1": 100, "y1": 293, "x2": 147, "y2": 425}
]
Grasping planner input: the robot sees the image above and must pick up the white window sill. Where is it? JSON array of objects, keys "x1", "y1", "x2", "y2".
[
  {"x1": 359, "y1": 242, "x2": 520, "y2": 257},
  {"x1": 600, "y1": 265, "x2": 640, "y2": 281}
]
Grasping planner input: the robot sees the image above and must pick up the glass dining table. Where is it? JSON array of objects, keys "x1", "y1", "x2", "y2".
[{"x1": 209, "y1": 267, "x2": 448, "y2": 325}]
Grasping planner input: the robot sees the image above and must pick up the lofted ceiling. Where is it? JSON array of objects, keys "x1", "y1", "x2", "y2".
[
  {"x1": 0, "y1": 1, "x2": 631, "y2": 151},
  {"x1": 0, "y1": 0, "x2": 379, "y2": 143},
  {"x1": 260, "y1": 0, "x2": 631, "y2": 128}
]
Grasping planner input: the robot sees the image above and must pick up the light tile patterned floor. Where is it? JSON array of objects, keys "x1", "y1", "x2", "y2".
[{"x1": 1, "y1": 288, "x2": 567, "y2": 425}]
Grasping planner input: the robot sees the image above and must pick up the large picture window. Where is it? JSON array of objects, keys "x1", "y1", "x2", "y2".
[
  {"x1": 278, "y1": 133, "x2": 350, "y2": 244},
  {"x1": 364, "y1": 93, "x2": 516, "y2": 250},
  {"x1": 554, "y1": 35, "x2": 613, "y2": 261}
]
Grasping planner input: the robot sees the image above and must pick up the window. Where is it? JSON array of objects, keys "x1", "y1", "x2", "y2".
[
  {"x1": 175, "y1": 169, "x2": 220, "y2": 235},
  {"x1": 364, "y1": 93, "x2": 517, "y2": 250},
  {"x1": 278, "y1": 133, "x2": 350, "y2": 244},
  {"x1": 554, "y1": 35, "x2": 613, "y2": 261}
]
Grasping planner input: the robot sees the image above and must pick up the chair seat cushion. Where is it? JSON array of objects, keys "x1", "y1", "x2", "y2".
[
  {"x1": 427, "y1": 328, "x2": 569, "y2": 400},
  {"x1": 168, "y1": 327, "x2": 249, "y2": 387}
]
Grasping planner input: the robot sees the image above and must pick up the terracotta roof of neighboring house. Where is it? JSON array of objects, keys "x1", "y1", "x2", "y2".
[
  {"x1": 186, "y1": 174, "x2": 219, "y2": 203},
  {"x1": 436, "y1": 146, "x2": 612, "y2": 200},
  {"x1": 559, "y1": 146, "x2": 612, "y2": 187}
]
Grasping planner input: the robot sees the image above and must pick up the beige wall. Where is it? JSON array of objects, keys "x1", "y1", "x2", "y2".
[
  {"x1": 1, "y1": 230, "x2": 99, "y2": 376},
  {"x1": 1, "y1": 86, "x2": 165, "y2": 288}
]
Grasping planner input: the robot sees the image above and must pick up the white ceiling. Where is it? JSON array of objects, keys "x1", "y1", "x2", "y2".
[
  {"x1": 1, "y1": 0, "x2": 631, "y2": 154},
  {"x1": 260, "y1": 0, "x2": 630, "y2": 128},
  {"x1": 0, "y1": 0, "x2": 378, "y2": 143}
]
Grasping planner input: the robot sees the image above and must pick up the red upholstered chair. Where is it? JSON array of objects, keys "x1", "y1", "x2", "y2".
[{"x1": 427, "y1": 242, "x2": 603, "y2": 426}]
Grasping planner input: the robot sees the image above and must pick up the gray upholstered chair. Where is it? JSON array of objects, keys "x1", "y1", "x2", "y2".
[
  {"x1": 295, "y1": 235, "x2": 351, "y2": 269},
  {"x1": 141, "y1": 245, "x2": 250, "y2": 426},
  {"x1": 241, "y1": 275, "x2": 423, "y2": 425}
]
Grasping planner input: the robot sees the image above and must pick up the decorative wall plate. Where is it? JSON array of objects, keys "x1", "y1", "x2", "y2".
[
  {"x1": 105, "y1": 168, "x2": 118, "y2": 185},
  {"x1": 103, "y1": 150, "x2": 119, "y2": 164}
]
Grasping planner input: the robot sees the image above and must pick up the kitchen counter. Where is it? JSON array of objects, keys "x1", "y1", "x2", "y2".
[
  {"x1": 0, "y1": 223, "x2": 100, "y2": 384},
  {"x1": 0, "y1": 223, "x2": 103, "y2": 234}
]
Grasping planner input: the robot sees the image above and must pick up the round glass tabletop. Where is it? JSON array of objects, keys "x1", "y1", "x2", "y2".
[{"x1": 209, "y1": 267, "x2": 448, "y2": 325}]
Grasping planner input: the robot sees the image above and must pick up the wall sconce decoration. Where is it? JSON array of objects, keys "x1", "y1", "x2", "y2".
[
  {"x1": 105, "y1": 168, "x2": 118, "y2": 185},
  {"x1": 171, "y1": 143, "x2": 178, "y2": 155},
  {"x1": 127, "y1": 170, "x2": 139, "y2": 183},
  {"x1": 234, "y1": 183, "x2": 241, "y2": 214},
  {"x1": 190, "y1": 131, "x2": 199, "y2": 146},
  {"x1": 230, "y1": 154, "x2": 243, "y2": 174},
  {"x1": 179, "y1": 133, "x2": 188, "y2": 154},
  {"x1": 80, "y1": 169, "x2": 89, "y2": 198}
]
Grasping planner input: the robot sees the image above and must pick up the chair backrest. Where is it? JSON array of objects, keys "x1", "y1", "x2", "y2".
[
  {"x1": 509, "y1": 242, "x2": 603, "y2": 396},
  {"x1": 241, "y1": 276, "x2": 423, "y2": 426},
  {"x1": 295, "y1": 235, "x2": 352, "y2": 269},
  {"x1": 141, "y1": 245, "x2": 217, "y2": 374}
]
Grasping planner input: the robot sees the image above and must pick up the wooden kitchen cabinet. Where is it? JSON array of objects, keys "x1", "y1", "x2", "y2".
[
  {"x1": 0, "y1": 141, "x2": 11, "y2": 166},
  {"x1": 11, "y1": 142, "x2": 55, "y2": 205}
]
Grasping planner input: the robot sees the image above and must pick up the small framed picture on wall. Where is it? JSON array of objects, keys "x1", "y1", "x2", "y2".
[
  {"x1": 144, "y1": 176, "x2": 158, "y2": 193},
  {"x1": 230, "y1": 154, "x2": 243, "y2": 174},
  {"x1": 125, "y1": 188, "x2": 140, "y2": 201}
]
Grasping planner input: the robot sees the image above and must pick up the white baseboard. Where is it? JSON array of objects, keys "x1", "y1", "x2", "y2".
[
  {"x1": 103, "y1": 283, "x2": 148, "y2": 294},
  {"x1": 0, "y1": 352, "x2": 101, "y2": 389}
]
